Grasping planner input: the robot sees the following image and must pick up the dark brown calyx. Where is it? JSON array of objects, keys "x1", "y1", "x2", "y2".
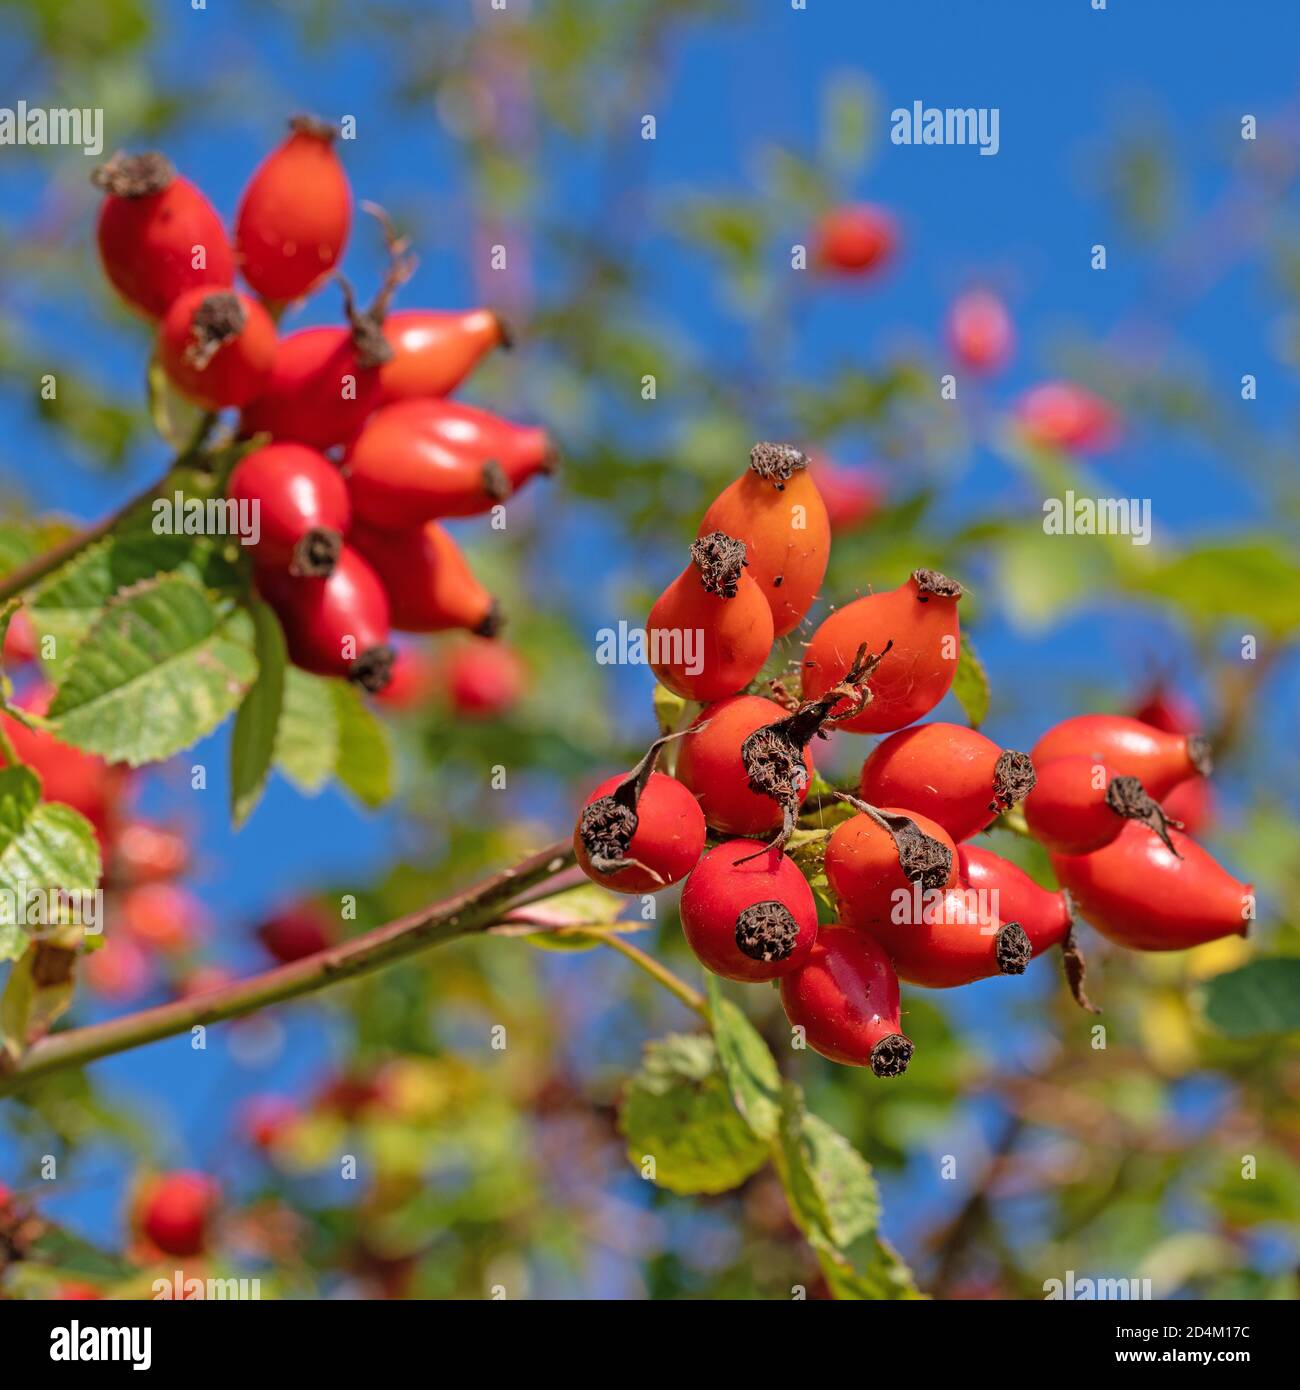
[
  {"x1": 493, "y1": 311, "x2": 516, "y2": 350},
  {"x1": 91, "y1": 151, "x2": 174, "y2": 198},
  {"x1": 289, "y1": 114, "x2": 339, "y2": 142},
  {"x1": 1105, "y1": 775, "x2": 1183, "y2": 856},
  {"x1": 691, "y1": 532, "x2": 748, "y2": 597},
  {"x1": 290, "y1": 527, "x2": 342, "y2": 578},
  {"x1": 996, "y1": 922, "x2": 1032, "y2": 975},
  {"x1": 870, "y1": 1033, "x2": 913, "y2": 1079},
  {"x1": 578, "y1": 727, "x2": 700, "y2": 881},
  {"x1": 912, "y1": 568, "x2": 963, "y2": 600},
  {"x1": 184, "y1": 292, "x2": 246, "y2": 370},
  {"x1": 1060, "y1": 915, "x2": 1100, "y2": 1013},
  {"x1": 475, "y1": 600, "x2": 504, "y2": 638},
  {"x1": 349, "y1": 644, "x2": 395, "y2": 694},
  {"x1": 833, "y1": 792, "x2": 954, "y2": 892},
  {"x1": 482, "y1": 460, "x2": 511, "y2": 503},
  {"x1": 990, "y1": 749, "x2": 1036, "y2": 812},
  {"x1": 336, "y1": 204, "x2": 417, "y2": 360},
  {"x1": 749, "y1": 441, "x2": 809, "y2": 489},
  {"x1": 32, "y1": 942, "x2": 76, "y2": 988},
  {"x1": 734, "y1": 901, "x2": 799, "y2": 963},
  {"x1": 1186, "y1": 735, "x2": 1213, "y2": 778}
]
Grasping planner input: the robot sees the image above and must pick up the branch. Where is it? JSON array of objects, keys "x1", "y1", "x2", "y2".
[{"x1": 0, "y1": 840, "x2": 575, "y2": 1095}]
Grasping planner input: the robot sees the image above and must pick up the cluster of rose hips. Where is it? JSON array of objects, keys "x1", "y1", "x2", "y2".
[
  {"x1": 572, "y1": 444, "x2": 1250, "y2": 1078},
  {"x1": 92, "y1": 116, "x2": 553, "y2": 693}
]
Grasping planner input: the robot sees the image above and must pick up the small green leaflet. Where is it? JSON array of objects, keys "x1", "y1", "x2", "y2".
[
  {"x1": 951, "y1": 633, "x2": 990, "y2": 728},
  {"x1": 273, "y1": 668, "x2": 394, "y2": 810},
  {"x1": 229, "y1": 599, "x2": 287, "y2": 827},
  {"x1": 706, "y1": 975, "x2": 782, "y2": 1141}
]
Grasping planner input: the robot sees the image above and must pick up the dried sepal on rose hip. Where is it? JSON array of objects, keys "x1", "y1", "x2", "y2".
[
  {"x1": 1031, "y1": 713, "x2": 1211, "y2": 799},
  {"x1": 1025, "y1": 755, "x2": 1184, "y2": 857},
  {"x1": 574, "y1": 730, "x2": 706, "y2": 894},
  {"x1": 158, "y1": 286, "x2": 277, "y2": 410}
]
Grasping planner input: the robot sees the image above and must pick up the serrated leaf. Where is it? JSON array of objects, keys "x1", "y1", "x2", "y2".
[
  {"x1": 0, "y1": 767, "x2": 101, "y2": 963},
  {"x1": 774, "y1": 1085, "x2": 880, "y2": 1249},
  {"x1": 331, "y1": 681, "x2": 393, "y2": 809},
  {"x1": 230, "y1": 600, "x2": 286, "y2": 827},
  {"x1": 817, "y1": 1236, "x2": 924, "y2": 1301},
  {"x1": 1200, "y1": 959, "x2": 1300, "y2": 1039},
  {"x1": 951, "y1": 633, "x2": 990, "y2": 728},
  {"x1": 618, "y1": 1032, "x2": 770, "y2": 1195},
  {"x1": 706, "y1": 976, "x2": 782, "y2": 1141},
  {"x1": 46, "y1": 575, "x2": 257, "y2": 767},
  {"x1": 274, "y1": 668, "x2": 340, "y2": 794}
]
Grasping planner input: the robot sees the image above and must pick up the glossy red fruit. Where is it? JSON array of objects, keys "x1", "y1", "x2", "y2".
[
  {"x1": 575, "y1": 741, "x2": 706, "y2": 895},
  {"x1": 947, "y1": 288, "x2": 1013, "y2": 373},
  {"x1": 92, "y1": 153, "x2": 234, "y2": 318},
  {"x1": 350, "y1": 520, "x2": 498, "y2": 635},
  {"x1": 158, "y1": 287, "x2": 276, "y2": 409},
  {"x1": 859, "y1": 722, "x2": 1036, "y2": 843},
  {"x1": 383, "y1": 400, "x2": 555, "y2": 498},
  {"x1": 861, "y1": 883, "x2": 1033, "y2": 988},
  {"x1": 679, "y1": 839, "x2": 817, "y2": 983},
  {"x1": 697, "y1": 443, "x2": 831, "y2": 637},
  {"x1": 241, "y1": 324, "x2": 384, "y2": 451},
  {"x1": 957, "y1": 845, "x2": 1071, "y2": 957},
  {"x1": 120, "y1": 882, "x2": 206, "y2": 955},
  {"x1": 1024, "y1": 754, "x2": 1180, "y2": 855},
  {"x1": 812, "y1": 204, "x2": 897, "y2": 277},
  {"x1": 779, "y1": 926, "x2": 912, "y2": 1074},
  {"x1": 110, "y1": 819, "x2": 189, "y2": 883},
  {"x1": 136, "y1": 1172, "x2": 218, "y2": 1258},
  {"x1": 444, "y1": 639, "x2": 527, "y2": 719},
  {"x1": 1051, "y1": 823, "x2": 1252, "y2": 952},
  {"x1": 675, "y1": 696, "x2": 813, "y2": 836},
  {"x1": 256, "y1": 903, "x2": 335, "y2": 963},
  {"x1": 1015, "y1": 381, "x2": 1119, "y2": 453},
  {"x1": 647, "y1": 533, "x2": 774, "y2": 702},
  {"x1": 1031, "y1": 714, "x2": 1210, "y2": 800},
  {"x1": 371, "y1": 645, "x2": 438, "y2": 709},
  {"x1": 1161, "y1": 774, "x2": 1214, "y2": 838},
  {"x1": 256, "y1": 544, "x2": 393, "y2": 690},
  {"x1": 344, "y1": 399, "x2": 517, "y2": 529},
  {"x1": 801, "y1": 569, "x2": 963, "y2": 734},
  {"x1": 235, "y1": 117, "x2": 350, "y2": 302},
  {"x1": 378, "y1": 308, "x2": 510, "y2": 401},
  {"x1": 810, "y1": 456, "x2": 884, "y2": 532},
  {"x1": 826, "y1": 804, "x2": 958, "y2": 930},
  {"x1": 227, "y1": 442, "x2": 350, "y2": 577}
]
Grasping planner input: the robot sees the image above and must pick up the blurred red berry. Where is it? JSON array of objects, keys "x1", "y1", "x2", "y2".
[
  {"x1": 111, "y1": 819, "x2": 190, "y2": 883},
  {"x1": 136, "y1": 1172, "x2": 219, "y2": 1258},
  {"x1": 809, "y1": 456, "x2": 885, "y2": 532},
  {"x1": 812, "y1": 203, "x2": 897, "y2": 276},
  {"x1": 83, "y1": 938, "x2": 154, "y2": 1002},
  {"x1": 240, "y1": 1095, "x2": 300, "y2": 1151},
  {"x1": 1015, "y1": 381, "x2": 1119, "y2": 453},
  {"x1": 121, "y1": 882, "x2": 206, "y2": 955},
  {"x1": 947, "y1": 288, "x2": 1013, "y2": 372},
  {"x1": 443, "y1": 639, "x2": 527, "y2": 719},
  {"x1": 1133, "y1": 685, "x2": 1201, "y2": 737},
  {"x1": 372, "y1": 645, "x2": 439, "y2": 710},
  {"x1": 256, "y1": 904, "x2": 334, "y2": 963}
]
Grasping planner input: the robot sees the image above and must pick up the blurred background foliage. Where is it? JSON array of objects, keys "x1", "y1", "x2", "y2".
[{"x1": 0, "y1": 0, "x2": 1298, "y2": 1299}]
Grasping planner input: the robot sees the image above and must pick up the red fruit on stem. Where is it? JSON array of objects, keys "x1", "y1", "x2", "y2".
[
  {"x1": 801, "y1": 569, "x2": 963, "y2": 734},
  {"x1": 227, "y1": 442, "x2": 350, "y2": 578},
  {"x1": 1051, "y1": 823, "x2": 1252, "y2": 952},
  {"x1": 676, "y1": 695, "x2": 813, "y2": 836},
  {"x1": 382, "y1": 399, "x2": 555, "y2": 498},
  {"x1": 120, "y1": 882, "x2": 206, "y2": 955},
  {"x1": 956, "y1": 845, "x2": 1072, "y2": 957},
  {"x1": 1031, "y1": 714, "x2": 1210, "y2": 800},
  {"x1": 858, "y1": 722, "x2": 1036, "y2": 842},
  {"x1": 350, "y1": 520, "x2": 498, "y2": 635},
  {"x1": 679, "y1": 839, "x2": 817, "y2": 983},
  {"x1": 377, "y1": 308, "x2": 510, "y2": 401},
  {"x1": 256, "y1": 904, "x2": 334, "y2": 963},
  {"x1": 235, "y1": 117, "x2": 350, "y2": 302},
  {"x1": 92, "y1": 153, "x2": 234, "y2": 318},
  {"x1": 241, "y1": 324, "x2": 385, "y2": 451},
  {"x1": 1161, "y1": 775, "x2": 1214, "y2": 838},
  {"x1": 444, "y1": 639, "x2": 527, "y2": 719},
  {"x1": 1024, "y1": 754, "x2": 1181, "y2": 855},
  {"x1": 778, "y1": 926, "x2": 912, "y2": 1074},
  {"x1": 812, "y1": 203, "x2": 897, "y2": 277},
  {"x1": 647, "y1": 533, "x2": 774, "y2": 702},
  {"x1": 256, "y1": 544, "x2": 393, "y2": 690},
  {"x1": 1015, "y1": 381, "x2": 1119, "y2": 453},
  {"x1": 947, "y1": 288, "x2": 1014, "y2": 373},
  {"x1": 136, "y1": 1172, "x2": 218, "y2": 1258},
  {"x1": 575, "y1": 735, "x2": 706, "y2": 894},
  {"x1": 697, "y1": 443, "x2": 831, "y2": 637},
  {"x1": 158, "y1": 287, "x2": 276, "y2": 409},
  {"x1": 1132, "y1": 685, "x2": 1200, "y2": 737},
  {"x1": 826, "y1": 802, "x2": 958, "y2": 931}
]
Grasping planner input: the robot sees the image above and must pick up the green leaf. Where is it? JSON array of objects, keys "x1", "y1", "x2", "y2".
[
  {"x1": 1119, "y1": 541, "x2": 1300, "y2": 637},
  {"x1": 1200, "y1": 959, "x2": 1300, "y2": 1039},
  {"x1": 230, "y1": 600, "x2": 287, "y2": 827},
  {"x1": 331, "y1": 681, "x2": 393, "y2": 809},
  {"x1": 618, "y1": 1032, "x2": 770, "y2": 1195},
  {"x1": 0, "y1": 767, "x2": 101, "y2": 963},
  {"x1": 46, "y1": 575, "x2": 257, "y2": 767},
  {"x1": 706, "y1": 976, "x2": 782, "y2": 1141},
  {"x1": 819, "y1": 71, "x2": 877, "y2": 178},
  {"x1": 2, "y1": 941, "x2": 76, "y2": 1058},
  {"x1": 817, "y1": 1235, "x2": 924, "y2": 1301},
  {"x1": 274, "y1": 668, "x2": 339, "y2": 794},
  {"x1": 951, "y1": 633, "x2": 990, "y2": 728}
]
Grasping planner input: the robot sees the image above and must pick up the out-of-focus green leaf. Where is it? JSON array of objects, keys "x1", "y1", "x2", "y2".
[
  {"x1": 1200, "y1": 959, "x2": 1300, "y2": 1038},
  {"x1": 230, "y1": 599, "x2": 286, "y2": 827},
  {"x1": 707, "y1": 976, "x2": 782, "y2": 1141},
  {"x1": 951, "y1": 633, "x2": 990, "y2": 728},
  {"x1": 1119, "y1": 541, "x2": 1300, "y2": 637}
]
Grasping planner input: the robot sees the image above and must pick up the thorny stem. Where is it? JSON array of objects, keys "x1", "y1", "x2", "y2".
[{"x1": 0, "y1": 841, "x2": 576, "y2": 1094}]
